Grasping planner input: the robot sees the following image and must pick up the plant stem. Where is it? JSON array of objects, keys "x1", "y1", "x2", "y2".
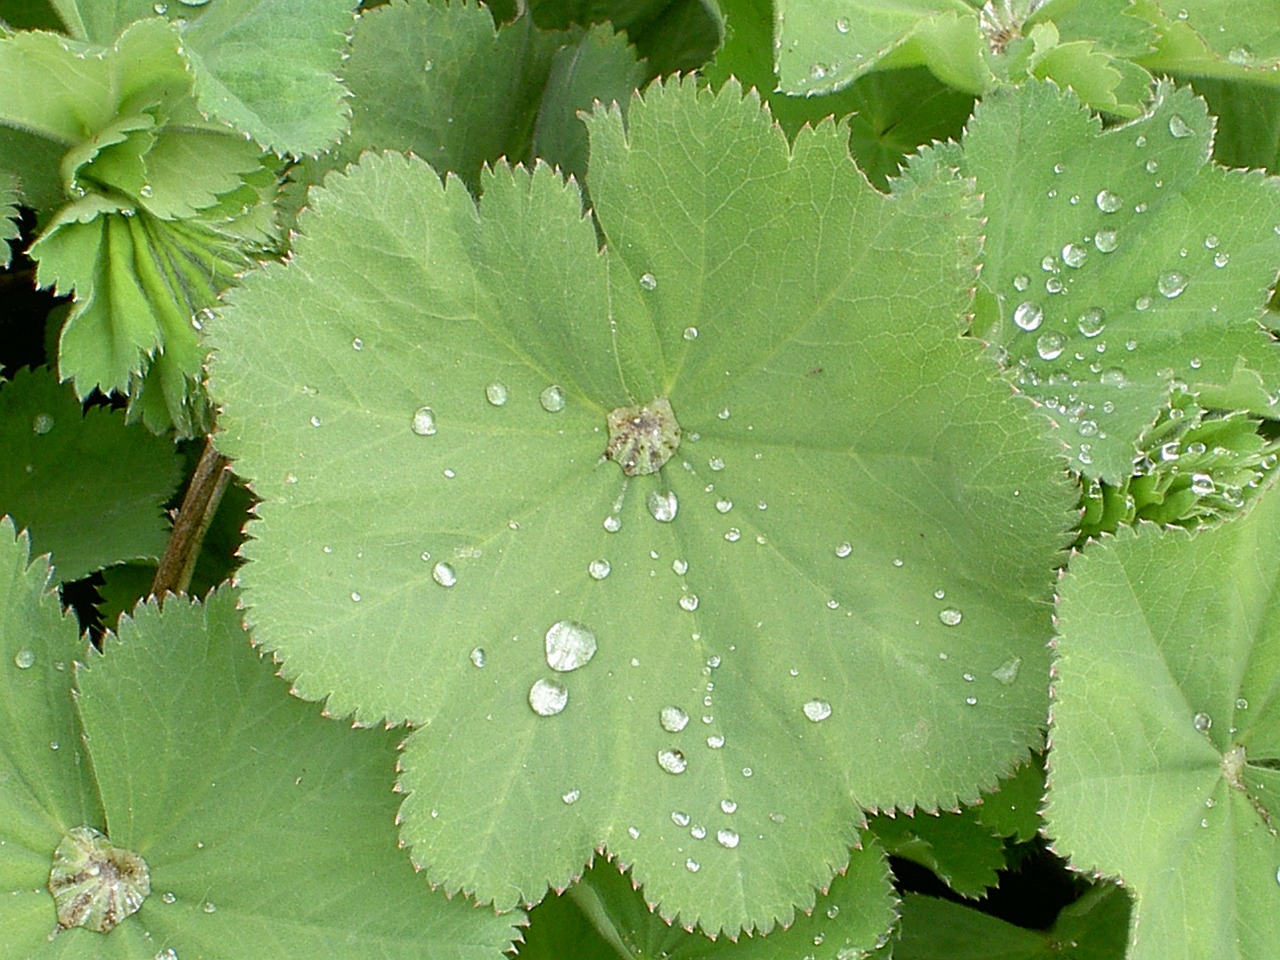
[{"x1": 151, "y1": 438, "x2": 231, "y2": 602}]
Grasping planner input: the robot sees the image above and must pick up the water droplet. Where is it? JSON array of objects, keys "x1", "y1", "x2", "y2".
[
  {"x1": 639, "y1": 273, "x2": 657, "y2": 291},
  {"x1": 1078, "y1": 420, "x2": 1098, "y2": 438},
  {"x1": 1045, "y1": 277, "x2": 1064, "y2": 295},
  {"x1": 529, "y1": 678, "x2": 568, "y2": 716},
  {"x1": 485, "y1": 382, "x2": 509, "y2": 406},
  {"x1": 717, "y1": 407, "x2": 731, "y2": 421},
  {"x1": 827, "y1": 905, "x2": 840, "y2": 919},
  {"x1": 1077, "y1": 307, "x2": 1106, "y2": 337},
  {"x1": 965, "y1": 696, "x2": 978, "y2": 706},
  {"x1": 835, "y1": 16, "x2": 850, "y2": 32},
  {"x1": 13, "y1": 649, "x2": 34, "y2": 669},
  {"x1": 32, "y1": 413, "x2": 54, "y2": 434},
  {"x1": 562, "y1": 788, "x2": 580, "y2": 804},
  {"x1": 647, "y1": 489, "x2": 678, "y2": 522},
  {"x1": 1096, "y1": 190, "x2": 1123, "y2": 213},
  {"x1": 742, "y1": 767, "x2": 753, "y2": 777},
  {"x1": 156, "y1": 950, "x2": 178, "y2": 960},
  {"x1": 545, "y1": 620, "x2": 597, "y2": 672},
  {"x1": 627, "y1": 826, "x2": 640, "y2": 839},
  {"x1": 835, "y1": 542, "x2": 852, "y2": 558},
  {"x1": 1145, "y1": 159, "x2": 1159, "y2": 174},
  {"x1": 432, "y1": 562, "x2": 456, "y2": 587},
  {"x1": 1236, "y1": 698, "x2": 1249, "y2": 711},
  {"x1": 671, "y1": 810, "x2": 690, "y2": 827},
  {"x1": 803, "y1": 699, "x2": 832, "y2": 722},
  {"x1": 1135, "y1": 295, "x2": 1152, "y2": 311},
  {"x1": 603, "y1": 515, "x2": 621, "y2": 533},
  {"x1": 1193, "y1": 712, "x2": 1212, "y2": 732},
  {"x1": 161, "y1": 891, "x2": 176, "y2": 904},
  {"x1": 202, "y1": 901, "x2": 216, "y2": 914},
  {"x1": 539, "y1": 385, "x2": 566, "y2": 412},
  {"x1": 1158, "y1": 271, "x2": 1188, "y2": 298},
  {"x1": 1191, "y1": 473, "x2": 1215, "y2": 495},
  {"x1": 1061, "y1": 243, "x2": 1088, "y2": 268},
  {"x1": 679, "y1": 594, "x2": 700, "y2": 612},
  {"x1": 411, "y1": 406, "x2": 437, "y2": 436},
  {"x1": 724, "y1": 528, "x2": 741, "y2": 542},
  {"x1": 1168, "y1": 114, "x2": 1194, "y2": 138},
  {"x1": 721, "y1": 799, "x2": 738, "y2": 814},
  {"x1": 715, "y1": 498, "x2": 733, "y2": 514},
  {"x1": 685, "y1": 858, "x2": 700, "y2": 873},
  {"x1": 716, "y1": 828, "x2": 740, "y2": 849},
  {"x1": 350, "y1": 591, "x2": 362, "y2": 603},
  {"x1": 469, "y1": 647, "x2": 486, "y2": 668},
  {"x1": 657, "y1": 748, "x2": 688, "y2": 774},
  {"x1": 1214, "y1": 251, "x2": 1229, "y2": 268},
  {"x1": 708, "y1": 456, "x2": 725, "y2": 471},
  {"x1": 683, "y1": 327, "x2": 699, "y2": 341},
  {"x1": 707, "y1": 734, "x2": 725, "y2": 748},
  {"x1": 1013, "y1": 274, "x2": 1030, "y2": 291},
  {"x1": 1093, "y1": 229, "x2": 1119, "y2": 254},
  {"x1": 588, "y1": 559, "x2": 611, "y2": 580},
  {"x1": 1036, "y1": 333, "x2": 1064, "y2": 361},
  {"x1": 939, "y1": 607, "x2": 963, "y2": 626},
  {"x1": 660, "y1": 706, "x2": 690, "y2": 733},
  {"x1": 1134, "y1": 202, "x2": 1148, "y2": 214},
  {"x1": 1013, "y1": 302, "x2": 1043, "y2": 332},
  {"x1": 690, "y1": 823, "x2": 706, "y2": 839},
  {"x1": 992, "y1": 656, "x2": 1022, "y2": 685},
  {"x1": 309, "y1": 415, "x2": 322, "y2": 427},
  {"x1": 672, "y1": 558, "x2": 689, "y2": 575}
]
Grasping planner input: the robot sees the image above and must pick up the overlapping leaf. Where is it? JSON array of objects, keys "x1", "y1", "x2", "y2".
[
  {"x1": 0, "y1": 520, "x2": 518, "y2": 958},
  {"x1": 0, "y1": 368, "x2": 181, "y2": 582},
  {"x1": 1141, "y1": 0, "x2": 1280, "y2": 82},
  {"x1": 1047, "y1": 483, "x2": 1280, "y2": 960},
  {"x1": 938, "y1": 79, "x2": 1280, "y2": 482},
  {"x1": 209, "y1": 79, "x2": 1076, "y2": 934}
]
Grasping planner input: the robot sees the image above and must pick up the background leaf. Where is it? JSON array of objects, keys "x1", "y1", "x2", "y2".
[
  {"x1": 209, "y1": 80, "x2": 1076, "y2": 934},
  {"x1": 0, "y1": 367, "x2": 181, "y2": 582},
  {"x1": 1047, "y1": 484, "x2": 1280, "y2": 960}
]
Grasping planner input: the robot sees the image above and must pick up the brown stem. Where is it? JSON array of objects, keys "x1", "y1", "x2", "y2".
[{"x1": 151, "y1": 438, "x2": 231, "y2": 602}]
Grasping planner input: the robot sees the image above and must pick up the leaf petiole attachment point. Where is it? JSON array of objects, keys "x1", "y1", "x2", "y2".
[
  {"x1": 604, "y1": 396, "x2": 681, "y2": 477},
  {"x1": 47, "y1": 826, "x2": 150, "y2": 934}
]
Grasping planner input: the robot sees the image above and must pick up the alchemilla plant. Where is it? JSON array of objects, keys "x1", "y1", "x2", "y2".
[{"x1": 1, "y1": 2, "x2": 1278, "y2": 959}]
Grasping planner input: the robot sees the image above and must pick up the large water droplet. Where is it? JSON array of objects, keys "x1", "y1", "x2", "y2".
[
  {"x1": 1036, "y1": 333, "x2": 1064, "y2": 361},
  {"x1": 1095, "y1": 190, "x2": 1123, "y2": 213},
  {"x1": 660, "y1": 705, "x2": 690, "y2": 733},
  {"x1": 803, "y1": 699, "x2": 832, "y2": 722},
  {"x1": 685, "y1": 858, "x2": 700, "y2": 873},
  {"x1": 679, "y1": 594, "x2": 699, "y2": 612},
  {"x1": 539, "y1": 385, "x2": 566, "y2": 412},
  {"x1": 671, "y1": 810, "x2": 690, "y2": 827},
  {"x1": 720, "y1": 798, "x2": 738, "y2": 814},
  {"x1": 939, "y1": 607, "x2": 963, "y2": 626},
  {"x1": 588, "y1": 559, "x2": 611, "y2": 580},
  {"x1": 1193, "y1": 712, "x2": 1212, "y2": 732},
  {"x1": 639, "y1": 273, "x2": 657, "y2": 291},
  {"x1": 14, "y1": 648, "x2": 35, "y2": 669},
  {"x1": 683, "y1": 327, "x2": 699, "y2": 341},
  {"x1": 690, "y1": 824, "x2": 706, "y2": 839},
  {"x1": 657, "y1": 748, "x2": 688, "y2": 774},
  {"x1": 1077, "y1": 307, "x2": 1106, "y2": 337},
  {"x1": 647, "y1": 489, "x2": 678, "y2": 522},
  {"x1": 485, "y1": 382, "x2": 509, "y2": 406},
  {"x1": 603, "y1": 515, "x2": 621, "y2": 533},
  {"x1": 1094, "y1": 229, "x2": 1119, "y2": 253},
  {"x1": 32, "y1": 413, "x2": 54, "y2": 435},
  {"x1": 411, "y1": 406, "x2": 437, "y2": 436},
  {"x1": 432, "y1": 562, "x2": 457, "y2": 587},
  {"x1": 1013, "y1": 302, "x2": 1043, "y2": 332},
  {"x1": 716, "y1": 828, "x2": 740, "y2": 849},
  {"x1": 835, "y1": 542, "x2": 852, "y2": 558},
  {"x1": 529, "y1": 678, "x2": 568, "y2": 716},
  {"x1": 1168, "y1": 114, "x2": 1194, "y2": 138},
  {"x1": 1061, "y1": 243, "x2": 1088, "y2": 268},
  {"x1": 545, "y1": 620, "x2": 597, "y2": 672},
  {"x1": 715, "y1": 498, "x2": 733, "y2": 514},
  {"x1": 1158, "y1": 271, "x2": 1188, "y2": 298}
]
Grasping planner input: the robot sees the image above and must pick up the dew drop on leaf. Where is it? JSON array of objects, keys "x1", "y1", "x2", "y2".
[
  {"x1": 432, "y1": 562, "x2": 457, "y2": 587},
  {"x1": 803, "y1": 699, "x2": 832, "y2": 722},
  {"x1": 672, "y1": 810, "x2": 691, "y2": 827},
  {"x1": 1061, "y1": 243, "x2": 1088, "y2": 268},
  {"x1": 707, "y1": 734, "x2": 725, "y2": 748},
  {"x1": 683, "y1": 327, "x2": 699, "y2": 340},
  {"x1": 544, "y1": 620, "x2": 597, "y2": 672},
  {"x1": 1191, "y1": 474, "x2": 1215, "y2": 495},
  {"x1": 47, "y1": 826, "x2": 150, "y2": 933},
  {"x1": 709, "y1": 456, "x2": 725, "y2": 471},
  {"x1": 992, "y1": 656, "x2": 1022, "y2": 685},
  {"x1": 539, "y1": 385, "x2": 566, "y2": 412},
  {"x1": 639, "y1": 272, "x2": 657, "y2": 291},
  {"x1": 660, "y1": 705, "x2": 690, "y2": 732},
  {"x1": 717, "y1": 828, "x2": 740, "y2": 849},
  {"x1": 1158, "y1": 271, "x2": 1188, "y2": 298},
  {"x1": 690, "y1": 824, "x2": 706, "y2": 839},
  {"x1": 411, "y1": 406, "x2": 437, "y2": 436},
  {"x1": 1237, "y1": 698, "x2": 1249, "y2": 711},
  {"x1": 685, "y1": 858, "x2": 700, "y2": 873},
  {"x1": 1013, "y1": 302, "x2": 1043, "y2": 331},
  {"x1": 835, "y1": 542, "x2": 852, "y2": 558},
  {"x1": 672, "y1": 558, "x2": 688, "y2": 575},
  {"x1": 1214, "y1": 252, "x2": 1229, "y2": 268},
  {"x1": 528, "y1": 678, "x2": 568, "y2": 716},
  {"x1": 1036, "y1": 333, "x2": 1064, "y2": 361},
  {"x1": 715, "y1": 498, "x2": 733, "y2": 514},
  {"x1": 1193, "y1": 712, "x2": 1212, "y2": 732},
  {"x1": 485, "y1": 382, "x2": 509, "y2": 406},
  {"x1": 647, "y1": 490, "x2": 679, "y2": 522},
  {"x1": 469, "y1": 647, "x2": 486, "y2": 668},
  {"x1": 1093, "y1": 229, "x2": 1119, "y2": 253},
  {"x1": 588, "y1": 559, "x2": 611, "y2": 580},
  {"x1": 721, "y1": 798, "x2": 738, "y2": 814},
  {"x1": 835, "y1": 16, "x2": 850, "y2": 32},
  {"x1": 628, "y1": 826, "x2": 640, "y2": 839},
  {"x1": 603, "y1": 515, "x2": 622, "y2": 533},
  {"x1": 1077, "y1": 307, "x2": 1106, "y2": 337},
  {"x1": 1095, "y1": 190, "x2": 1123, "y2": 213},
  {"x1": 939, "y1": 607, "x2": 963, "y2": 626},
  {"x1": 657, "y1": 748, "x2": 688, "y2": 774},
  {"x1": 13, "y1": 649, "x2": 34, "y2": 669},
  {"x1": 1168, "y1": 114, "x2": 1194, "y2": 138},
  {"x1": 679, "y1": 594, "x2": 699, "y2": 612},
  {"x1": 202, "y1": 901, "x2": 216, "y2": 913},
  {"x1": 1013, "y1": 274, "x2": 1030, "y2": 291},
  {"x1": 561, "y1": 788, "x2": 580, "y2": 804},
  {"x1": 32, "y1": 413, "x2": 54, "y2": 434}
]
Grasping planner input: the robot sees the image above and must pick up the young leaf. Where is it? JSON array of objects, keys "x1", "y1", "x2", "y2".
[
  {"x1": 1047, "y1": 483, "x2": 1280, "y2": 960},
  {"x1": 207, "y1": 80, "x2": 1076, "y2": 934},
  {"x1": 1138, "y1": 0, "x2": 1280, "y2": 79},
  {"x1": 951, "y1": 79, "x2": 1280, "y2": 481},
  {"x1": 0, "y1": 368, "x2": 181, "y2": 582}
]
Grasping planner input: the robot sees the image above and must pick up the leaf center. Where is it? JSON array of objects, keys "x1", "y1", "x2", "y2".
[{"x1": 604, "y1": 396, "x2": 681, "y2": 476}]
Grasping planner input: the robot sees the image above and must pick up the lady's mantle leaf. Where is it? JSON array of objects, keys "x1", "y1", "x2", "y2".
[
  {"x1": 1047, "y1": 484, "x2": 1280, "y2": 960},
  {"x1": 0, "y1": 368, "x2": 181, "y2": 582},
  {"x1": 953, "y1": 80, "x2": 1280, "y2": 482},
  {"x1": 0, "y1": 169, "x2": 16, "y2": 267},
  {"x1": 207, "y1": 80, "x2": 1076, "y2": 934}
]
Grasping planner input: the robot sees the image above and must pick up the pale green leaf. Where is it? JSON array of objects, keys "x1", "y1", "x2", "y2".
[
  {"x1": 207, "y1": 81, "x2": 1076, "y2": 934},
  {"x1": 953, "y1": 80, "x2": 1280, "y2": 481},
  {"x1": 0, "y1": 168, "x2": 17, "y2": 266},
  {"x1": 1035, "y1": 0, "x2": 1155, "y2": 59},
  {"x1": 1046, "y1": 484, "x2": 1280, "y2": 960},
  {"x1": 1139, "y1": 0, "x2": 1280, "y2": 78},
  {"x1": 0, "y1": 368, "x2": 181, "y2": 582}
]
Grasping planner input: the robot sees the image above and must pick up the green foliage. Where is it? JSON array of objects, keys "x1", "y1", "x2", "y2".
[{"x1": 4, "y1": 0, "x2": 1280, "y2": 956}]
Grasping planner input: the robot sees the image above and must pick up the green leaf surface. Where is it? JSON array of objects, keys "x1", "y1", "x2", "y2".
[
  {"x1": 0, "y1": 368, "x2": 181, "y2": 582},
  {"x1": 952, "y1": 79, "x2": 1280, "y2": 481},
  {"x1": 868, "y1": 807, "x2": 1005, "y2": 899},
  {"x1": 1, "y1": 543, "x2": 520, "y2": 957},
  {"x1": 1192, "y1": 77, "x2": 1280, "y2": 175},
  {"x1": 1138, "y1": 0, "x2": 1280, "y2": 78},
  {"x1": 973, "y1": 755, "x2": 1045, "y2": 844},
  {"x1": 0, "y1": 168, "x2": 17, "y2": 267},
  {"x1": 518, "y1": 846, "x2": 894, "y2": 959},
  {"x1": 207, "y1": 80, "x2": 1076, "y2": 934},
  {"x1": 529, "y1": 0, "x2": 723, "y2": 76},
  {"x1": 1046, "y1": 484, "x2": 1280, "y2": 960}
]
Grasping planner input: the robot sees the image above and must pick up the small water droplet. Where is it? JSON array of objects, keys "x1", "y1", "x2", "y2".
[
  {"x1": 1096, "y1": 190, "x2": 1123, "y2": 213},
  {"x1": 1193, "y1": 712, "x2": 1212, "y2": 732},
  {"x1": 603, "y1": 514, "x2": 621, "y2": 533},
  {"x1": 690, "y1": 823, "x2": 706, "y2": 839},
  {"x1": 485, "y1": 382, "x2": 509, "y2": 406},
  {"x1": 1062, "y1": 243, "x2": 1088, "y2": 268},
  {"x1": 13, "y1": 649, "x2": 34, "y2": 669},
  {"x1": 657, "y1": 748, "x2": 688, "y2": 774},
  {"x1": 1013, "y1": 274, "x2": 1030, "y2": 291},
  {"x1": 1145, "y1": 158, "x2": 1159, "y2": 174},
  {"x1": 992, "y1": 656, "x2": 1022, "y2": 685},
  {"x1": 1135, "y1": 295, "x2": 1152, "y2": 311},
  {"x1": 683, "y1": 327, "x2": 699, "y2": 341},
  {"x1": 708, "y1": 456, "x2": 725, "y2": 471},
  {"x1": 647, "y1": 489, "x2": 678, "y2": 522},
  {"x1": 716, "y1": 828, "x2": 740, "y2": 849},
  {"x1": 720, "y1": 798, "x2": 738, "y2": 814},
  {"x1": 562, "y1": 788, "x2": 580, "y2": 805},
  {"x1": 1168, "y1": 114, "x2": 1194, "y2": 138},
  {"x1": 545, "y1": 620, "x2": 597, "y2": 672},
  {"x1": 588, "y1": 559, "x2": 611, "y2": 580},
  {"x1": 469, "y1": 647, "x2": 486, "y2": 668},
  {"x1": 411, "y1": 406, "x2": 437, "y2": 435},
  {"x1": 539, "y1": 385, "x2": 566, "y2": 412},
  {"x1": 685, "y1": 858, "x2": 700, "y2": 873},
  {"x1": 965, "y1": 696, "x2": 978, "y2": 706},
  {"x1": 671, "y1": 810, "x2": 690, "y2": 827},
  {"x1": 1158, "y1": 271, "x2": 1188, "y2": 298},
  {"x1": 1045, "y1": 277, "x2": 1064, "y2": 294},
  {"x1": 1236, "y1": 698, "x2": 1249, "y2": 711},
  {"x1": 627, "y1": 825, "x2": 640, "y2": 839},
  {"x1": 1190, "y1": 473, "x2": 1215, "y2": 495},
  {"x1": 724, "y1": 528, "x2": 741, "y2": 542},
  {"x1": 707, "y1": 734, "x2": 725, "y2": 748},
  {"x1": 1077, "y1": 307, "x2": 1106, "y2": 337},
  {"x1": 803, "y1": 699, "x2": 832, "y2": 722},
  {"x1": 715, "y1": 498, "x2": 733, "y2": 514},
  {"x1": 672, "y1": 558, "x2": 689, "y2": 576},
  {"x1": 32, "y1": 413, "x2": 54, "y2": 434},
  {"x1": 432, "y1": 562, "x2": 456, "y2": 587},
  {"x1": 1013, "y1": 302, "x2": 1043, "y2": 332},
  {"x1": 717, "y1": 407, "x2": 731, "y2": 420},
  {"x1": 202, "y1": 901, "x2": 216, "y2": 914},
  {"x1": 679, "y1": 594, "x2": 700, "y2": 612},
  {"x1": 350, "y1": 591, "x2": 363, "y2": 604},
  {"x1": 742, "y1": 766, "x2": 753, "y2": 777},
  {"x1": 1094, "y1": 229, "x2": 1119, "y2": 254},
  {"x1": 639, "y1": 273, "x2": 657, "y2": 291},
  {"x1": 660, "y1": 706, "x2": 690, "y2": 733},
  {"x1": 834, "y1": 542, "x2": 852, "y2": 559},
  {"x1": 835, "y1": 16, "x2": 850, "y2": 32},
  {"x1": 939, "y1": 607, "x2": 963, "y2": 626},
  {"x1": 1036, "y1": 333, "x2": 1064, "y2": 361},
  {"x1": 161, "y1": 891, "x2": 176, "y2": 904},
  {"x1": 309, "y1": 415, "x2": 322, "y2": 427},
  {"x1": 529, "y1": 678, "x2": 568, "y2": 716},
  {"x1": 1214, "y1": 251, "x2": 1229, "y2": 268}
]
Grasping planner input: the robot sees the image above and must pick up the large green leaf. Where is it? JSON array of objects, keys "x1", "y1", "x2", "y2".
[
  {"x1": 1046, "y1": 484, "x2": 1280, "y2": 960},
  {"x1": 0, "y1": 529, "x2": 519, "y2": 957},
  {"x1": 948, "y1": 79, "x2": 1280, "y2": 482},
  {"x1": 0, "y1": 368, "x2": 181, "y2": 582},
  {"x1": 207, "y1": 80, "x2": 1076, "y2": 934}
]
